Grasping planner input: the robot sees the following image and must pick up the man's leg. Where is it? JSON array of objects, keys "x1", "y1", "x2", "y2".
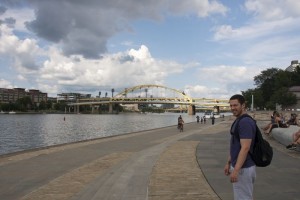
[{"x1": 232, "y1": 166, "x2": 256, "y2": 200}]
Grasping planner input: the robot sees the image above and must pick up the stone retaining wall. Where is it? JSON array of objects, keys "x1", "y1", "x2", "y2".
[{"x1": 271, "y1": 125, "x2": 300, "y2": 151}]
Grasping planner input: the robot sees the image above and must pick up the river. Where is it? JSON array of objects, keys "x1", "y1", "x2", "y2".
[{"x1": 0, "y1": 112, "x2": 215, "y2": 156}]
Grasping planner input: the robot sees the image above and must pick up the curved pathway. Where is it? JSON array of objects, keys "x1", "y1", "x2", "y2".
[{"x1": 0, "y1": 117, "x2": 299, "y2": 200}]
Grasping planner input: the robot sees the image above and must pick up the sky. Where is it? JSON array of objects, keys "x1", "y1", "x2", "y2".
[{"x1": 0, "y1": 0, "x2": 300, "y2": 99}]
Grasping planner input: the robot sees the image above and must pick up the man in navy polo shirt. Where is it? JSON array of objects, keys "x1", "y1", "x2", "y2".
[{"x1": 224, "y1": 94, "x2": 256, "y2": 200}]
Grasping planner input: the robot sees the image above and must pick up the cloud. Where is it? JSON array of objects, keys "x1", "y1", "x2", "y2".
[
  {"x1": 213, "y1": 1, "x2": 300, "y2": 41},
  {"x1": 213, "y1": 17, "x2": 298, "y2": 41},
  {"x1": 0, "y1": 6, "x2": 7, "y2": 15},
  {"x1": 39, "y1": 45, "x2": 183, "y2": 95},
  {"x1": 241, "y1": 36, "x2": 300, "y2": 67},
  {"x1": 24, "y1": 0, "x2": 227, "y2": 59},
  {"x1": 183, "y1": 65, "x2": 257, "y2": 98},
  {"x1": 0, "y1": 24, "x2": 42, "y2": 72},
  {"x1": 184, "y1": 84, "x2": 233, "y2": 99},
  {"x1": 168, "y1": 0, "x2": 227, "y2": 17},
  {"x1": 0, "y1": 79, "x2": 12, "y2": 88},
  {"x1": 0, "y1": 6, "x2": 34, "y2": 31},
  {"x1": 197, "y1": 65, "x2": 254, "y2": 83},
  {"x1": 1, "y1": 17, "x2": 16, "y2": 27},
  {"x1": 245, "y1": 0, "x2": 300, "y2": 21}
]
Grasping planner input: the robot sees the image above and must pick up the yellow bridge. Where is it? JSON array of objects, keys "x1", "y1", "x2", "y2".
[{"x1": 68, "y1": 84, "x2": 230, "y2": 114}]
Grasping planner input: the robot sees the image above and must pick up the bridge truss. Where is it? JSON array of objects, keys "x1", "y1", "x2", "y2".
[{"x1": 68, "y1": 84, "x2": 230, "y2": 111}]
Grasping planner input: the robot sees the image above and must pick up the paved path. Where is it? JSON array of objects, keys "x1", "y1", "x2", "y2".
[
  {"x1": 193, "y1": 120, "x2": 300, "y2": 200},
  {"x1": 0, "y1": 117, "x2": 299, "y2": 200}
]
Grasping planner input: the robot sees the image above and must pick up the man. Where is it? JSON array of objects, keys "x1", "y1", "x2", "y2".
[{"x1": 224, "y1": 94, "x2": 256, "y2": 200}]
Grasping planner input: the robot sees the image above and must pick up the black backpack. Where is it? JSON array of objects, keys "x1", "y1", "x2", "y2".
[{"x1": 233, "y1": 114, "x2": 273, "y2": 167}]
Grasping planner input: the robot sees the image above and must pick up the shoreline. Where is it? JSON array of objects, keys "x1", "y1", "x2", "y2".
[
  {"x1": 0, "y1": 123, "x2": 181, "y2": 159},
  {"x1": 1, "y1": 114, "x2": 299, "y2": 199},
  {"x1": 1, "y1": 110, "x2": 298, "y2": 159}
]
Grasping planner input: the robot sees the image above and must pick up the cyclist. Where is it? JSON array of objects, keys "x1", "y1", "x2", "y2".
[
  {"x1": 177, "y1": 115, "x2": 182, "y2": 129},
  {"x1": 178, "y1": 117, "x2": 184, "y2": 132}
]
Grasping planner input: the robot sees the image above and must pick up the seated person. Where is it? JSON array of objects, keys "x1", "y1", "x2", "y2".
[
  {"x1": 286, "y1": 129, "x2": 300, "y2": 150},
  {"x1": 279, "y1": 113, "x2": 289, "y2": 128},
  {"x1": 287, "y1": 113, "x2": 299, "y2": 126},
  {"x1": 262, "y1": 111, "x2": 278, "y2": 131},
  {"x1": 264, "y1": 111, "x2": 283, "y2": 135}
]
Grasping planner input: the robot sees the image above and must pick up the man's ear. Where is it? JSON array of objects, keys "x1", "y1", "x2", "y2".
[{"x1": 242, "y1": 103, "x2": 246, "y2": 109}]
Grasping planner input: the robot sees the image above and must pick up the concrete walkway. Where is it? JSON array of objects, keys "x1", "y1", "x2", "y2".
[{"x1": 0, "y1": 117, "x2": 299, "y2": 200}]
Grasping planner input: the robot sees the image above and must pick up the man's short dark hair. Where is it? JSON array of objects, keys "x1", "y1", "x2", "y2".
[{"x1": 229, "y1": 94, "x2": 245, "y2": 105}]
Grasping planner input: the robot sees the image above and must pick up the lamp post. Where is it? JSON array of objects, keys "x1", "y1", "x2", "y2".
[
  {"x1": 251, "y1": 94, "x2": 254, "y2": 111},
  {"x1": 111, "y1": 88, "x2": 115, "y2": 97}
]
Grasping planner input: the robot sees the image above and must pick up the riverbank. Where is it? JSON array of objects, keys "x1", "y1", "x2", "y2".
[{"x1": 0, "y1": 115, "x2": 299, "y2": 199}]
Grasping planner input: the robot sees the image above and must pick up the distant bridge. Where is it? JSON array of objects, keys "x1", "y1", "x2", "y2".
[{"x1": 67, "y1": 84, "x2": 229, "y2": 114}]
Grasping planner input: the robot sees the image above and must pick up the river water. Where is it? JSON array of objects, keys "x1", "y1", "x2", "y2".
[{"x1": 0, "y1": 112, "x2": 211, "y2": 156}]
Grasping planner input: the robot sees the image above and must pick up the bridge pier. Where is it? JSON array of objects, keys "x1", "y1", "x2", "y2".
[
  {"x1": 109, "y1": 103, "x2": 113, "y2": 114},
  {"x1": 76, "y1": 99, "x2": 79, "y2": 114},
  {"x1": 188, "y1": 105, "x2": 196, "y2": 115},
  {"x1": 91, "y1": 105, "x2": 94, "y2": 114}
]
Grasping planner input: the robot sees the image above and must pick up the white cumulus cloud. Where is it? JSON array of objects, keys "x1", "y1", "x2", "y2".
[{"x1": 39, "y1": 45, "x2": 184, "y2": 95}]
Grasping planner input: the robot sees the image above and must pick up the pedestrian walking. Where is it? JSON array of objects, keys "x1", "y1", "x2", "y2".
[
  {"x1": 224, "y1": 94, "x2": 256, "y2": 200},
  {"x1": 211, "y1": 114, "x2": 215, "y2": 125},
  {"x1": 196, "y1": 115, "x2": 200, "y2": 123}
]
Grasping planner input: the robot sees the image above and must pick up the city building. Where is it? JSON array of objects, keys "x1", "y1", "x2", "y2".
[
  {"x1": 57, "y1": 93, "x2": 91, "y2": 103},
  {"x1": 0, "y1": 88, "x2": 47, "y2": 104},
  {"x1": 284, "y1": 60, "x2": 300, "y2": 110},
  {"x1": 286, "y1": 60, "x2": 299, "y2": 72},
  {"x1": 28, "y1": 89, "x2": 48, "y2": 104}
]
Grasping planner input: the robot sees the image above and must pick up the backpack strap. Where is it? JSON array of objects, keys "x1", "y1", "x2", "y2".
[{"x1": 232, "y1": 114, "x2": 255, "y2": 140}]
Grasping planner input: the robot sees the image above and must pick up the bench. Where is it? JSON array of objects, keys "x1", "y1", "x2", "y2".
[{"x1": 271, "y1": 125, "x2": 300, "y2": 151}]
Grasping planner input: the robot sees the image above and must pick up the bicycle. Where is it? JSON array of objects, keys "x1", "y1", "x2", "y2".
[{"x1": 178, "y1": 123, "x2": 183, "y2": 132}]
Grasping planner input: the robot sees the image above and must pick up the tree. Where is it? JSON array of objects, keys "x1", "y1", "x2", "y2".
[
  {"x1": 291, "y1": 66, "x2": 300, "y2": 85},
  {"x1": 269, "y1": 87, "x2": 297, "y2": 108},
  {"x1": 38, "y1": 101, "x2": 47, "y2": 110},
  {"x1": 46, "y1": 100, "x2": 52, "y2": 109},
  {"x1": 246, "y1": 66, "x2": 299, "y2": 110},
  {"x1": 254, "y1": 68, "x2": 280, "y2": 87},
  {"x1": 242, "y1": 88, "x2": 264, "y2": 110},
  {"x1": 16, "y1": 96, "x2": 32, "y2": 111},
  {"x1": 54, "y1": 101, "x2": 67, "y2": 111}
]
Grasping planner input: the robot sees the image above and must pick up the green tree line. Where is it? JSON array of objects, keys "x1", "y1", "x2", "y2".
[
  {"x1": 242, "y1": 66, "x2": 300, "y2": 110},
  {"x1": 0, "y1": 97, "x2": 124, "y2": 113},
  {"x1": 0, "y1": 96, "x2": 54, "y2": 112}
]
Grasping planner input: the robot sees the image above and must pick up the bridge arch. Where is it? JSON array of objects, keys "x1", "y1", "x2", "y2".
[{"x1": 114, "y1": 84, "x2": 193, "y2": 102}]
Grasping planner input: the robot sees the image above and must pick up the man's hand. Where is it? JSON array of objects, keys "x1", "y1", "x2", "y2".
[
  {"x1": 224, "y1": 163, "x2": 230, "y2": 176},
  {"x1": 230, "y1": 169, "x2": 239, "y2": 183}
]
